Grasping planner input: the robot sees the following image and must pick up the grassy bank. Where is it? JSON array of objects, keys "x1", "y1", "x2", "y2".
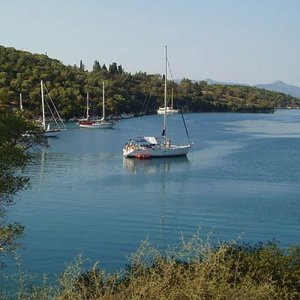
[{"x1": 2, "y1": 235, "x2": 300, "y2": 299}]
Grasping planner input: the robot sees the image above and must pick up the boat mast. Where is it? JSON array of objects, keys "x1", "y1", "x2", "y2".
[
  {"x1": 163, "y1": 45, "x2": 167, "y2": 136},
  {"x1": 41, "y1": 80, "x2": 46, "y2": 130},
  {"x1": 102, "y1": 81, "x2": 105, "y2": 120},
  {"x1": 19, "y1": 93, "x2": 23, "y2": 110},
  {"x1": 86, "y1": 92, "x2": 90, "y2": 119}
]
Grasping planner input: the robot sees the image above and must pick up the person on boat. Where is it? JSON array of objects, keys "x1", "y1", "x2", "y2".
[{"x1": 166, "y1": 138, "x2": 171, "y2": 148}]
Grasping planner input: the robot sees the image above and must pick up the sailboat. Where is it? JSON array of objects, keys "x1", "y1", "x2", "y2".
[
  {"x1": 123, "y1": 46, "x2": 191, "y2": 158},
  {"x1": 157, "y1": 87, "x2": 179, "y2": 114},
  {"x1": 79, "y1": 82, "x2": 115, "y2": 129},
  {"x1": 40, "y1": 80, "x2": 66, "y2": 137},
  {"x1": 77, "y1": 92, "x2": 91, "y2": 124}
]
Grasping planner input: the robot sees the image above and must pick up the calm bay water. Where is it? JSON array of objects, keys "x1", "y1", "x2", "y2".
[{"x1": 3, "y1": 110, "x2": 300, "y2": 282}]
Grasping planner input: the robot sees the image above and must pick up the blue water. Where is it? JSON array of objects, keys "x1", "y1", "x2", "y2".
[{"x1": 3, "y1": 110, "x2": 300, "y2": 283}]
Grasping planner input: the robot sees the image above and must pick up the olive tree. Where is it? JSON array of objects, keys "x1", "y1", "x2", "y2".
[{"x1": 0, "y1": 109, "x2": 47, "y2": 257}]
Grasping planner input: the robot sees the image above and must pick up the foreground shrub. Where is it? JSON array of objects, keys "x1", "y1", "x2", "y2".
[{"x1": 3, "y1": 236, "x2": 300, "y2": 299}]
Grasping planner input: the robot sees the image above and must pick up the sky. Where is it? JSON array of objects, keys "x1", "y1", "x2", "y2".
[{"x1": 1, "y1": 0, "x2": 300, "y2": 86}]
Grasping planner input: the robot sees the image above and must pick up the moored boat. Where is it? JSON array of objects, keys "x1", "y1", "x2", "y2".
[
  {"x1": 123, "y1": 46, "x2": 191, "y2": 158},
  {"x1": 79, "y1": 82, "x2": 115, "y2": 129},
  {"x1": 40, "y1": 80, "x2": 66, "y2": 137}
]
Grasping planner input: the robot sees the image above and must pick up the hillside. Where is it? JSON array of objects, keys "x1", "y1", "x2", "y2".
[{"x1": 0, "y1": 45, "x2": 299, "y2": 119}]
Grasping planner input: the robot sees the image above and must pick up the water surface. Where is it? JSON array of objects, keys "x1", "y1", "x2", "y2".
[{"x1": 4, "y1": 110, "x2": 300, "y2": 280}]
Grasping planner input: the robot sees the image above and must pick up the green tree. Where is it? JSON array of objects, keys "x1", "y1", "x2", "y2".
[
  {"x1": 108, "y1": 62, "x2": 118, "y2": 76},
  {"x1": 92, "y1": 60, "x2": 101, "y2": 73},
  {"x1": 0, "y1": 45, "x2": 298, "y2": 117},
  {"x1": 79, "y1": 60, "x2": 85, "y2": 71},
  {"x1": 0, "y1": 110, "x2": 47, "y2": 258},
  {"x1": 102, "y1": 64, "x2": 107, "y2": 71},
  {"x1": 117, "y1": 64, "x2": 124, "y2": 75}
]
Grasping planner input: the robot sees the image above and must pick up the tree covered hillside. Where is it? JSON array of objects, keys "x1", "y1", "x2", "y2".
[{"x1": 0, "y1": 45, "x2": 298, "y2": 119}]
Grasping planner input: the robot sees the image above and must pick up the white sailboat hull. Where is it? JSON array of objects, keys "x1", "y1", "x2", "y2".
[
  {"x1": 79, "y1": 120, "x2": 115, "y2": 129},
  {"x1": 79, "y1": 124, "x2": 114, "y2": 129},
  {"x1": 123, "y1": 144, "x2": 191, "y2": 158},
  {"x1": 43, "y1": 128, "x2": 64, "y2": 137},
  {"x1": 157, "y1": 107, "x2": 179, "y2": 114}
]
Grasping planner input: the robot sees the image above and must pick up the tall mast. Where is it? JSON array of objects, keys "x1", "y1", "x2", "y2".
[
  {"x1": 86, "y1": 92, "x2": 90, "y2": 119},
  {"x1": 163, "y1": 45, "x2": 167, "y2": 135},
  {"x1": 41, "y1": 80, "x2": 46, "y2": 130},
  {"x1": 19, "y1": 93, "x2": 23, "y2": 110},
  {"x1": 102, "y1": 81, "x2": 105, "y2": 120}
]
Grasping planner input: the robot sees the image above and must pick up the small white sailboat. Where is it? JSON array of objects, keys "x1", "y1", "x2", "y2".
[
  {"x1": 79, "y1": 82, "x2": 115, "y2": 129},
  {"x1": 78, "y1": 92, "x2": 96, "y2": 127},
  {"x1": 77, "y1": 92, "x2": 91, "y2": 122},
  {"x1": 40, "y1": 80, "x2": 66, "y2": 137},
  {"x1": 157, "y1": 88, "x2": 179, "y2": 114},
  {"x1": 123, "y1": 46, "x2": 191, "y2": 158},
  {"x1": 120, "y1": 112, "x2": 135, "y2": 119},
  {"x1": 157, "y1": 106, "x2": 179, "y2": 115}
]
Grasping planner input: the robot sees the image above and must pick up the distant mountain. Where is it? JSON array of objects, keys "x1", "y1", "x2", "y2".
[
  {"x1": 254, "y1": 81, "x2": 300, "y2": 98},
  {"x1": 204, "y1": 78, "x2": 245, "y2": 86},
  {"x1": 203, "y1": 79, "x2": 300, "y2": 99},
  {"x1": 175, "y1": 78, "x2": 245, "y2": 85}
]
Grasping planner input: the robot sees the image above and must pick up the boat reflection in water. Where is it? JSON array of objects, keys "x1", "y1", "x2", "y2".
[
  {"x1": 123, "y1": 156, "x2": 190, "y2": 244},
  {"x1": 123, "y1": 156, "x2": 189, "y2": 175}
]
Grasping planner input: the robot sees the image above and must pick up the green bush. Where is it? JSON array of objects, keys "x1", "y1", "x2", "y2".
[{"x1": 3, "y1": 236, "x2": 300, "y2": 299}]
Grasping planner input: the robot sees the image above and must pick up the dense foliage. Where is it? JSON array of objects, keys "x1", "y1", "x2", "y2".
[
  {"x1": 4, "y1": 238, "x2": 300, "y2": 299},
  {"x1": 0, "y1": 109, "x2": 47, "y2": 261},
  {"x1": 1, "y1": 45, "x2": 299, "y2": 120}
]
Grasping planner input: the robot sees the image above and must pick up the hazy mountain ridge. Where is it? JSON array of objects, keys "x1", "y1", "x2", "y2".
[
  {"x1": 204, "y1": 78, "x2": 246, "y2": 86},
  {"x1": 202, "y1": 79, "x2": 300, "y2": 98},
  {"x1": 254, "y1": 81, "x2": 300, "y2": 98}
]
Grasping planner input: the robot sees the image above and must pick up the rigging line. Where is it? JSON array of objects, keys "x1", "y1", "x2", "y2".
[
  {"x1": 44, "y1": 84, "x2": 64, "y2": 127},
  {"x1": 143, "y1": 78, "x2": 155, "y2": 114},
  {"x1": 166, "y1": 57, "x2": 179, "y2": 110},
  {"x1": 44, "y1": 97, "x2": 59, "y2": 125},
  {"x1": 180, "y1": 110, "x2": 191, "y2": 144},
  {"x1": 166, "y1": 57, "x2": 174, "y2": 82},
  {"x1": 132, "y1": 94, "x2": 149, "y2": 136},
  {"x1": 44, "y1": 83, "x2": 67, "y2": 129},
  {"x1": 131, "y1": 97, "x2": 147, "y2": 137},
  {"x1": 132, "y1": 77, "x2": 156, "y2": 137}
]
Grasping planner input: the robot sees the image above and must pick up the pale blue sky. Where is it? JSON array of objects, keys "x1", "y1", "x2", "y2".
[{"x1": 1, "y1": 0, "x2": 300, "y2": 86}]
